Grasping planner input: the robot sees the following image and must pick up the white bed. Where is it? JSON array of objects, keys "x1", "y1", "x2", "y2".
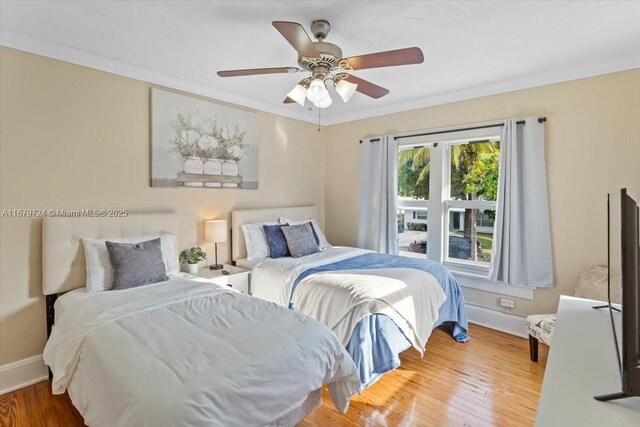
[
  {"x1": 42, "y1": 213, "x2": 360, "y2": 427},
  {"x1": 248, "y1": 246, "x2": 446, "y2": 350},
  {"x1": 230, "y1": 207, "x2": 467, "y2": 387}
]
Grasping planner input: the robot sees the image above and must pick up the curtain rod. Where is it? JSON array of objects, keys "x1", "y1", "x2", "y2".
[{"x1": 359, "y1": 117, "x2": 546, "y2": 143}]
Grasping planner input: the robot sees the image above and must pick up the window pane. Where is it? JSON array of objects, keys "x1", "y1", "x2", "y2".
[
  {"x1": 398, "y1": 203, "x2": 429, "y2": 258},
  {"x1": 398, "y1": 146, "x2": 430, "y2": 258},
  {"x1": 447, "y1": 208, "x2": 495, "y2": 264},
  {"x1": 450, "y1": 140, "x2": 500, "y2": 201},
  {"x1": 398, "y1": 146, "x2": 431, "y2": 199}
]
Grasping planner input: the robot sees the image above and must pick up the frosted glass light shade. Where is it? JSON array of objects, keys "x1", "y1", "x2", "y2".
[
  {"x1": 313, "y1": 95, "x2": 333, "y2": 109},
  {"x1": 335, "y1": 79, "x2": 358, "y2": 102},
  {"x1": 204, "y1": 220, "x2": 227, "y2": 243},
  {"x1": 287, "y1": 84, "x2": 307, "y2": 106},
  {"x1": 306, "y1": 78, "x2": 329, "y2": 103}
]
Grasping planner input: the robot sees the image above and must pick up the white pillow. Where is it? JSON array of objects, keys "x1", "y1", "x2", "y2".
[
  {"x1": 279, "y1": 217, "x2": 331, "y2": 250},
  {"x1": 241, "y1": 222, "x2": 279, "y2": 261},
  {"x1": 82, "y1": 234, "x2": 178, "y2": 293},
  {"x1": 573, "y1": 265, "x2": 622, "y2": 304}
]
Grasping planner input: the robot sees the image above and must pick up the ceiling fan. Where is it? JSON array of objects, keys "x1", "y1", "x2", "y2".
[{"x1": 217, "y1": 20, "x2": 424, "y2": 109}]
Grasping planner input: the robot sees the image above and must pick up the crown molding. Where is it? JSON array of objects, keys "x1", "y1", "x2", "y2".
[
  {"x1": 2, "y1": 29, "x2": 639, "y2": 127},
  {"x1": 321, "y1": 53, "x2": 640, "y2": 125},
  {"x1": 0, "y1": 30, "x2": 318, "y2": 124}
]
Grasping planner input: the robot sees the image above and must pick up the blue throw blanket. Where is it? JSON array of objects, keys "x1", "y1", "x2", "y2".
[
  {"x1": 291, "y1": 252, "x2": 470, "y2": 343},
  {"x1": 345, "y1": 314, "x2": 412, "y2": 387}
]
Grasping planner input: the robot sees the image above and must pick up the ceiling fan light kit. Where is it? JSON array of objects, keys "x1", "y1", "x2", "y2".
[
  {"x1": 217, "y1": 20, "x2": 424, "y2": 110},
  {"x1": 286, "y1": 83, "x2": 308, "y2": 107},
  {"x1": 335, "y1": 79, "x2": 358, "y2": 103},
  {"x1": 306, "y1": 78, "x2": 328, "y2": 103},
  {"x1": 313, "y1": 93, "x2": 332, "y2": 109}
]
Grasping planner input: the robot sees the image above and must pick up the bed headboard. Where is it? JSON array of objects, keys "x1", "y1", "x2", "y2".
[
  {"x1": 231, "y1": 206, "x2": 318, "y2": 261},
  {"x1": 42, "y1": 212, "x2": 179, "y2": 295}
]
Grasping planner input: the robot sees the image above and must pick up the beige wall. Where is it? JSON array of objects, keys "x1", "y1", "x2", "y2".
[
  {"x1": 324, "y1": 69, "x2": 640, "y2": 317},
  {"x1": 0, "y1": 47, "x2": 325, "y2": 365},
  {"x1": 2, "y1": 45, "x2": 639, "y2": 367}
]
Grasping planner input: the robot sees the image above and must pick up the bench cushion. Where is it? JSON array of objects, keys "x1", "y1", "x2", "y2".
[{"x1": 526, "y1": 314, "x2": 556, "y2": 346}]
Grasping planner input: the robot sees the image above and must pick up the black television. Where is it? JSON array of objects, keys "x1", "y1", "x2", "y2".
[{"x1": 594, "y1": 188, "x2": 640, "y2": 401}]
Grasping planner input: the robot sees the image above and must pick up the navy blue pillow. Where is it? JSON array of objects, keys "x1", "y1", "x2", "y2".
[{"x1": 263, "y1": 224, "x2": 290, "y2": 258}]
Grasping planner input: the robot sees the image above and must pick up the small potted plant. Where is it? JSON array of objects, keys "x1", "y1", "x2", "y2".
[{"x1": 179, "y1": 247, "x2": 207, "y2": 274}]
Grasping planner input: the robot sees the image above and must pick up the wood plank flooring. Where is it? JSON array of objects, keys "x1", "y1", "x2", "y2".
[{"x1": 0, "y1": 324, "x2": 547, "y2": 427}]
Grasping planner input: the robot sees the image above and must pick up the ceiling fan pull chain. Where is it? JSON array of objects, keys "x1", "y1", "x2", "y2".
[{"x1": 317, "y1": 107, "x2": 321, "y2": 132}]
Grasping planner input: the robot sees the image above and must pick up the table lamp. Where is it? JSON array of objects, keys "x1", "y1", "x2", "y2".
[{"x1": 204, "y1": 219, "x2": 227, "y2": 270}]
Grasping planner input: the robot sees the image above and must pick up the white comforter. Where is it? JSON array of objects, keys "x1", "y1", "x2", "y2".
[
  {"x1": 251, "y1": 247, "x2": 447, "y2": 354},
  {"x1": 43, "y1": 277, "x2": 361, "y2": 427}
]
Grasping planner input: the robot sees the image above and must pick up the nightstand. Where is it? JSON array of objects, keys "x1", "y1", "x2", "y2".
[{"x1": 195, "y1": 264, "x2": 250, "y2": 294}]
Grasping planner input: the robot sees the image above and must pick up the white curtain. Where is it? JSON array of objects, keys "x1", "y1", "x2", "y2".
[
  {"x1": 489, "y1": 117, "x2": 553, "y2": 287},
  {"x1": 356, "y1": 135, "x2": 399, "y2": 254}
]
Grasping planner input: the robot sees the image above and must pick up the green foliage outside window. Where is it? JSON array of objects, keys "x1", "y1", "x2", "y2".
[
  {"x1": 450, "y1": 140, "x2": 500, "y2": 201},
  {"x1": 398, "y1": 140, "x2": 500, "y2": 262},
  {"x1": 398, "y1": 147, "x2": 430, "y2": 199}
]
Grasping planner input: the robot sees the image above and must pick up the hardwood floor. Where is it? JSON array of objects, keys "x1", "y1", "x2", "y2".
[{"x1": 0, "y1": 324, "x2": 547, "y2": 427}]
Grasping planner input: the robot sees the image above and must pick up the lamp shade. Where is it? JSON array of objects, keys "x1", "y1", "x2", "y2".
[
  {"x1": 335, "y1": 79, "x2": 358, "y2": 103},
  {"x1": 312, "y1": 95, "x2": 333, "y2": 109},
  {"x1": 287, "y1": 84, "x2": 307, "y2": 107},
  {"x1": 306, "y1": 78, "x2": 329, "y2": 103},
  {"x1": 204, "y1": 220, "x2": 227, "y2": 243}
]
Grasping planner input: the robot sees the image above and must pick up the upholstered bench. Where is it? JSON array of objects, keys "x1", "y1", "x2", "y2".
[
  {"x1": 526, "y1": 314, "x2": 556, "y2": 362},
  {"x1": 525, "y1": 266, "x2": 621, "y2": 362}
]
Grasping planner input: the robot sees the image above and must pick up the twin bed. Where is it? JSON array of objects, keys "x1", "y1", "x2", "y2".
[
  {"x1": 43, "y1": 207, "x2": 469, "y2": 426},
  {"x1": 231, "y1": 206, "x2": 469, "y2": 387},
  {"x1": 42, "y1": 213, "x2": 360, "y2": 426}
]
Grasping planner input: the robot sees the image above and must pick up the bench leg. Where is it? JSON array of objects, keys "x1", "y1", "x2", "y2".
[{"x1": 529, "y1": 335, "x2": 539, "y2": 362}]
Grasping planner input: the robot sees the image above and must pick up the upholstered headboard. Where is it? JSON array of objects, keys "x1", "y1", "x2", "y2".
[
  {"x1": 42, "y1": 212, "x2": 178, "y2": 295},
  {"x1": 231, "y1": 206, "x2": 318, "y2": 261}
]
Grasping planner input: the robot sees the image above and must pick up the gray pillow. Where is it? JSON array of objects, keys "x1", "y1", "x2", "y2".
[
  {"x1": 105, "y1": 238, "x2": 168, "y2": 290},
  {"x1": 281, "y1": 223, "x2": 320, "y2": 258}
]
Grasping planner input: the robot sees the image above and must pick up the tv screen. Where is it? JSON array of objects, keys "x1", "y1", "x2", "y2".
[{"x1": 595, "y1": 188, "x2": 640, "y2": 401}]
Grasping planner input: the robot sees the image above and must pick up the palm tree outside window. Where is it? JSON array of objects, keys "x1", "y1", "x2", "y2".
[{"x1": 396, "y1": 132, "x2": 500, "y2": 274}]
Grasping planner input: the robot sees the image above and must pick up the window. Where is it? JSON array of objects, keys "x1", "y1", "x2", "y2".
[
  {"x1": 475, "y1": 211, "x2": 495, "y2": 227},
  {"x1": 414, "y1": 211, "x2": 428, "y2": 220},
  {"x1": 396, "y1": 128, "x2": 501, "y2": 275},
  {"x1": 397, "y1": 145, "x2": 430, "y2": 258},
  {"x1": 445, "y1": 140, "x2": 499, "y2": 269}
]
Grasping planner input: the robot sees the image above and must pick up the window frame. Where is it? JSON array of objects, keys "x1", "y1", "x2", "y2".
[
  {"x1": 394, "y1": 122, "x2": 535, "y2": 300},
  {"x1": 397, "y1": 143, "x2": 433, "y2": 258},
  {"x1": 396, "y1": 127, "x2": 501, "y2": 277}
]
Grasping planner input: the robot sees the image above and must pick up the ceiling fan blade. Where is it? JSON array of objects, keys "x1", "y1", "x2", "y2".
[
  {"x1": 272, "y1": 21, "x2": 320, "y2": 58},
  {"x1": 343, "y1": 75, "x2": 389, "y2": 99},
  {"x1": 342, "y1": 47, "x2": 424, "y2": 71},
  {"x1": 217, "y1": 67, "x2": 298, "y2": 77},
  {"x1": 283, "y1": 97, "x2": 296, "y2": 104}
]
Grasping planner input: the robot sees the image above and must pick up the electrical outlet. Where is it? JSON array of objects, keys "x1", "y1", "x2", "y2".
[{"x1": 499, "y1": 298, "x2": 515, "y2": 309}]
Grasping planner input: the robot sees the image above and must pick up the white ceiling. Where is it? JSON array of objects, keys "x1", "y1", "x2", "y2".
[{"x1": 1, "y1": 1, "x2": 639, "y2": 125}]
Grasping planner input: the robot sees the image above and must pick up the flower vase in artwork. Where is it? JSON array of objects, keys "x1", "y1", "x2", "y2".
[
  {"x1": 184, "y1": 156, "x2": 204, "y2": 187},
  {"x1": 222, "y1": 160, "x2": 239, "y2": 188},
  {"x1": 203, "y1": 158, "x2": 222, "y2": 188}
]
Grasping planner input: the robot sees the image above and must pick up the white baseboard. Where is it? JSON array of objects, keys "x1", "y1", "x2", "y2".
[
  {"x1": 466, "y1": 303, "x2": 528, "y2": 339},
  {"x1": 0, "y1": 355, "x2": 48, "y2": 395}
]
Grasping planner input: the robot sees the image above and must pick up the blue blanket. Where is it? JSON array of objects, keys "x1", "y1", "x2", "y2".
[
  {"x1": 345, "y1": 314, "x2": 411, "y2": 387},
  {"x1": 291, "y1": 252, "x2": 470, "y2": 342}
]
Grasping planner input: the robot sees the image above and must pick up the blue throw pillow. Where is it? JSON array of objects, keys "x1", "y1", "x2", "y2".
[{"x1": 263, "y1": 224, "x2": 290, "y2": 258}]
